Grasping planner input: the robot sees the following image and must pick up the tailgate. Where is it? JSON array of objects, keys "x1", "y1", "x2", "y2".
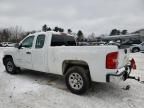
[{"x1": 117, "y1": 49, "x2": 129, "y2": 69}]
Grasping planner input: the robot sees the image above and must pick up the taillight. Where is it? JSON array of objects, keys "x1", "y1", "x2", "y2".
[
  {"x1": 131, "y1": 58, "x2": 136, "y2": 70},
  {"x1": 106, "y1": 52, "x2": 118, "y2": 69}
]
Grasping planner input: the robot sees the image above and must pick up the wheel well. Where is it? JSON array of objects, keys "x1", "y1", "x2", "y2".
[
  {"x1": 3, "y1": 55, "x2": 13, "y2": 65},
  {"x1": 132, "y1": 47, "x2": 140, "y2": 52},
  {"x1": 133, "y1": 47, "x2": 140, "y2": 50},
  {"x1": 62, "y1": 60, "x2": 91, "y2": 80}
]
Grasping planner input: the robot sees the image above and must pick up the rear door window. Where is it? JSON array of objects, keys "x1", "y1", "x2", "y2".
[
  {"x1": 35, "y1": 34, "x2": 45, "y2": 48},
  {"x1": 65, "y1": 36, "x2": 76, "y2": 46},
  {"x1": 51, "y1": 35, "x2": 65, "y2": 46},
  {"x1": 51, "y1": 34, "x2": 76, "y2": 46}
]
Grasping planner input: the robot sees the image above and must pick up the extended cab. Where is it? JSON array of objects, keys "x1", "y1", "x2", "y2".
[{"x1": 3, "y1": 31, "x2": 136, "y2": 94}]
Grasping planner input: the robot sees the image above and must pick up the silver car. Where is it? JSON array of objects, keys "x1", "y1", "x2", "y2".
[
  {"x1": 1, "y1": 42, "x2": 16, "y2": 47},
  {"x1": 130, "y1": 42, "x2": 144, "y2": 53}
]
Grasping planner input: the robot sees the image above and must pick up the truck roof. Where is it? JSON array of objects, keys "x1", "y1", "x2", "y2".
[{"x1": 29, "y1": 31, "x2": 73, "y2": 37}]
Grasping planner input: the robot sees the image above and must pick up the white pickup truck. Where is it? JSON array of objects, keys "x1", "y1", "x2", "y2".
[{"x1": 3, "y1": 31, "x2": 136, "y2": 94}]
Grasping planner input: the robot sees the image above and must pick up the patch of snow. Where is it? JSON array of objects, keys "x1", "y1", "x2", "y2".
[{"x1": 0, "y1": 47, "x2": 144, "y2": 108}]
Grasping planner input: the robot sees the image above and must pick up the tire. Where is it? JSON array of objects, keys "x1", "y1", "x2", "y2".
[
  {"x1": 65, "y1": 66, "x2": 90, "y2": 94},
  {"x1": 132, "y1": 47, "x2": 140, "y2": 53},
  {"x1": 4, "y1": 58, "x2": 19, "y2": 74}
]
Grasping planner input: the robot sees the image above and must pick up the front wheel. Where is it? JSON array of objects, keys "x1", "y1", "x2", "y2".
[
  {"x1": 65, "y1": 66, "x2": 90, "y2": 94},
  {"x1": 5, "y1": 58, "x2": 19, "y2": 74}
]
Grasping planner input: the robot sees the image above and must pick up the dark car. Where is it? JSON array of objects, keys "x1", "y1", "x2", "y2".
[
  {"x1": 121, "y1": 40, "x2": 142, "y2": 48},
  {"x1": 0, "y1": 43, "x2": 2, "y2": 47}
]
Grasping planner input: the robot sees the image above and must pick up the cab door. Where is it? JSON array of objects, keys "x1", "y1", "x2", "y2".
[
  {"x1": 16, "y1": 36, "x2": 34, "y2": 69},
  {"x1": 32, "y1": 34, "x2": 46, "y2": 72}
]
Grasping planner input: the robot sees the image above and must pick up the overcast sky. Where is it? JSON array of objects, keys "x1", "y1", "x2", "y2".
[{"x1": 0, "y1": 0, "x2": 144, "y2": 35}]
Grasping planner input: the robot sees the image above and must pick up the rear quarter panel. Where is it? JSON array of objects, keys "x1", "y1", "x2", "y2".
[
  {"x1": 117, "y1": 49, "x2": 129, "y2": 69},
  {"x1": 47, "y1": 46, "x2": 118, "y2": 83}
]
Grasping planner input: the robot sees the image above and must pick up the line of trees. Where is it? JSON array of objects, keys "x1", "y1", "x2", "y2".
[
  {"x1": 110, "y1": 29, "x2": 128, "y2": 36},
  {"x1": 0, "y1": 26, "x2": 37, "y2": 43},
  {"x1": 0, "y1": 26, "x2": 23, "y2": 42},
  {"x1": 42, "y1": 24, "x2": 64, "y2": 32},
  {"x1": 0, "y1": 24, "x2": 86, "y2": 43},
  {"x1": 42, "y1": 24, "x2": 85, "y2": 42},
  {"x1": 0, "y1": 24, "x2": 130, "y2": 43}
]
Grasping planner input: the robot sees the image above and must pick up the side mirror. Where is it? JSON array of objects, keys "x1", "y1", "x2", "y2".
[
  {"x1": 15, "y1": 43, "x2": 19, "y2": 48},
  {"x1": 15, "y1": 43, "x2": 22, "y2": 49}
]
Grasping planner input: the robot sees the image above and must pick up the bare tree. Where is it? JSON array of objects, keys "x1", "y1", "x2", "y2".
[
  {"x1": 77, "y1": 30, "x2": 84, "y2": 42},
  {"x1": 88, "y1": 33, "x2": 96, "y2": 41},
  {"x1": 0, "y1": 28, "x2": 11, "y2": 42},
  {"x1": 10, "y1": 26, "x2": 23, "y2": 42}
]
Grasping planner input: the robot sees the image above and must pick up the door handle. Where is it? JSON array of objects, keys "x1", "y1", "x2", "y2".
[{"x1": 26, "y1": 52, "x2": 31, "y2": 54}]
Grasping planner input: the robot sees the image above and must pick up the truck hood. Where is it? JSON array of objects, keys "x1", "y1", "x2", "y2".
[{"x1": 3, "y1": 47, "x2": 17, "y2": 56}]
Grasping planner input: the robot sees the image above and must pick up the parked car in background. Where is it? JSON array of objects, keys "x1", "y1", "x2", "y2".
[
  {"x1": 107, "y1": 41, "x2": 121, "y2": 47},
  {"x1": 121, "y1": 40, "x2": 142, "y2": 48},
  {"x1": 130, "y1": 42, "x2": 144, "y2": 53},
  {"x1": 91, "y1": 42, "x2": 106, "y2": 46},
  {"x1": 77, "y1": 42, "x2": 90, "y2": 46},
  {"x1": 1, "y1": 42, "x2": 16, "y2": 47}
]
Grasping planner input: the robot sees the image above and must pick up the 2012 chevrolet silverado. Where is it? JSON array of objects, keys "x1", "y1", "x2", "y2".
[{"x1": 3, "y1": 31, "x2": 136, "y2": 94}]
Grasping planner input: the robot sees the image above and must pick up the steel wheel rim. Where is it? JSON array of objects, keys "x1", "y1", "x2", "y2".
[
  {"x1": 7, "y1": 61, "x2": 13, "y2": 72},
  {"x1": 69, "y1": 72, "x2": 83, "y2": 90}
]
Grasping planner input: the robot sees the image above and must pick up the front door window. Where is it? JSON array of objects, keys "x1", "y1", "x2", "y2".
[{"x1": 21, "y1": 36, "x2": 34, "y2": 48}]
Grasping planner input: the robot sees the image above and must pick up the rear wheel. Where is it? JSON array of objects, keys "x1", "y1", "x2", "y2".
[
  {"x1": 5, "y1": 58, "x2": 19, "y2": 74},
  {"x1": 65, "y1": 66, "x2": 90, "y2": 94}
]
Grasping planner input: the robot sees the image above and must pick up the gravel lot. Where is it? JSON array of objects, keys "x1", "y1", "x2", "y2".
[{"x1": 0, "y1": 47, "x2": 144, "y2": 108}]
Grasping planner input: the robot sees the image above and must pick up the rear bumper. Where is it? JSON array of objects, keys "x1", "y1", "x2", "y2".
[{"x1": 106, "y1": 65, "x2": 131, "y2": 82}]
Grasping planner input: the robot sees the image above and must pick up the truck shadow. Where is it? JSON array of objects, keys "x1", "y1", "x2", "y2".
[
  {"x1": 18, "y1": 69, "x2": 68, "y2": 91},
  {"x1": 18, "y1": 69, "x2": 128, "y2": 97},
  {"x1": 87, "y1": 82, "x2": 127, "y2": 98}
]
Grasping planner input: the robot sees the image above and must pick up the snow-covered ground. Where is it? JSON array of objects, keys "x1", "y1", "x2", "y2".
[{"x1": 0, "y1": 47, "x2": 144, "y2": 108}]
